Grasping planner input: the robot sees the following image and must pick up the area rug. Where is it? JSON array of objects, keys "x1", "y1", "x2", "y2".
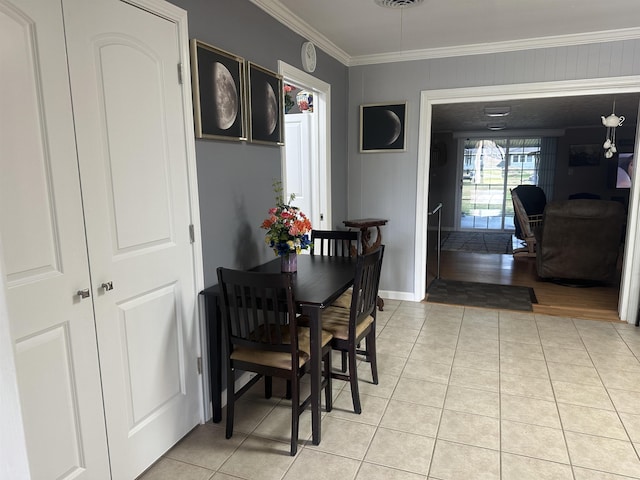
[
  {"x1": 427, "y1": 279, "x2": 537, "y2": 311},
  {"x1": 440, "y1": 231, "x2": 513, "y2": 254}
]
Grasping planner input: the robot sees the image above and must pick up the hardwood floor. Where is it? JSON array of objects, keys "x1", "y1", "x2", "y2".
[{"x1": 429, "y1": 250, "x2": 622, "y2": 321}]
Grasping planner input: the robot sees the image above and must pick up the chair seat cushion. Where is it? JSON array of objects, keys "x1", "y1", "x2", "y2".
[
  {"x1": 232, "y1": 325, "x2": 332, "y2": 370},
  {"x1": 320, "y1": 306, "x2": 373, "y2": 341},
  {"x1": 331, "y1": 288, "x2": 352, "y2": 309}
]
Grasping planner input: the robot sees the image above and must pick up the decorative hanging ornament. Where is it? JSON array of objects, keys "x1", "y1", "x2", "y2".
[{"x1": 602, "y1": 100, "x2": 625, "y2": 159}]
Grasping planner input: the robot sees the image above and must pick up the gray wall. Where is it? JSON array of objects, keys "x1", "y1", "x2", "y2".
[
  {"x1": 428, "y1": 132, "x2": 458, "y2": 229},
  {"x1": 168, "y1": 0, "x2": 349, "y2": 285},
  {"x1": 349, "y1": 40, "x2": 640, "y2": 296}
]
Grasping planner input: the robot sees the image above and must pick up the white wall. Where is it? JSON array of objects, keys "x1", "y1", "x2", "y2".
[{"x1": 349, "y1": 39, "x2": 640, "y2": 298}]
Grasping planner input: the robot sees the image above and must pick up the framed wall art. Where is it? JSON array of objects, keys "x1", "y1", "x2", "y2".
[
  {"x1": 189, "y1": 39, "x2": 246, "y2": 141},
  {"x1": 568, "y1": 144, "x2": 602, "y2": 167},
  {"x1": 247, "y1": 62, "x2": 284, "y2": 146},
  {"x1": 360, "y1": 102, "x2": 407, "y2": 153}
]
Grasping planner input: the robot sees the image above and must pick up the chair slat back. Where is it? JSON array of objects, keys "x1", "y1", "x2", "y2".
[
  {"x1": 349, "y1": 246, "x2": 385, "y2": 330},
  {"x1": 217, "y1": 268, "x2": 298, "y2": 356},
  {"x1": 311, "y1": 229, "x2": 359, "y2": 257},
  {"x1": 511, "y1": 190, "x2": 536, "y2": 238}
]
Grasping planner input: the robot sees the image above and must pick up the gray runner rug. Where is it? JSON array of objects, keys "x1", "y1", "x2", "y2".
[
  {"x1": 440, "y1": 231, "x2": 513, "y2": 254},
  {"x1": 427, "y1": 279, "x2": 537, "y2": 312}
]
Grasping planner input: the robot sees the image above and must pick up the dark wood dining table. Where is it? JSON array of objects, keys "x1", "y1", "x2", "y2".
[{"x1": 200, "y1": 254, "x2": 356, "y2": 445}]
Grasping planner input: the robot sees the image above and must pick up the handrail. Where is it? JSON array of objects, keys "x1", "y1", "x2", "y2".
[
  {"x1": 427, "y1": 203, "x2": 443, "y2": 279},
  {"x1": 428, "y1": 203, "x2": 443, "y2": 215}
]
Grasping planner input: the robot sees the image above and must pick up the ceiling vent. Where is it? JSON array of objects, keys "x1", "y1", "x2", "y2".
[{"x1": 374, "y1": 0, "x2": 424, "y2": 8}]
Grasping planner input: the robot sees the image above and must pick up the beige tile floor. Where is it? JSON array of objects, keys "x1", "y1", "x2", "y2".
[{"x1": 138, "y1": 300, "x2": 640, "y2": 480}]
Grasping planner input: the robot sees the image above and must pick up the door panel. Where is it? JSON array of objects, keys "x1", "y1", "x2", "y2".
[
  {"x1": 63, "y1": 1, "x2": 200, "y2": 478},
  {"x1": 0, "y1": 1, "x2": 110, "y2": 479},
  {"x1": 15, "y1": 328, "x2": 84, "y2": 479},
  {"x1": 119, "y1": 284, "x2": 183, "y2": 425},
  {"x1": 100, "y1": 43, "x2": 173, "y2": 251}
]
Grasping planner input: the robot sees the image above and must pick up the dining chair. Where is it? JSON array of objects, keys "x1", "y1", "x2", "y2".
[
  {"x1": 216, "y1": 267, "x2": 333, "y2": 455},
  {"x1": 318, "y1": 245, "x2": 385, "y2": 414},
  {"x1": 311, "y1": 229, "x2": 358, "y2": 311},
  {"x1": 310, "y1": 229, "x2": 360, "y2": 257},
  {"x1": 310, "y1": 229, "x2": 359, "y2": 371}
]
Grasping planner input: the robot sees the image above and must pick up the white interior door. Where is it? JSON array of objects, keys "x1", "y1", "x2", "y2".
[
  {"x1": 285, "y1": 113, "x2": 315, "y2": 224},
  {"x1": 0, "y1": 0, "x2": 110, "y2": 478},
  {"x1": 63, "y1": 1, "x2": 200, "y2": 478}
]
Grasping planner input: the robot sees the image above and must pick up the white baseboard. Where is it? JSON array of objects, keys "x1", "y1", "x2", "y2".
[{"x1": 379, "y1": 289, "x2": 421, "y2": 302}]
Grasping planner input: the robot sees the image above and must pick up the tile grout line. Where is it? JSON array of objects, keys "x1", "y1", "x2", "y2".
[
  {"x1": 537, "y1": 315, "x2": 577, "y2": 480},
  {"x1": 424, "y1": 306, "x2": 463, "y2": 480}
]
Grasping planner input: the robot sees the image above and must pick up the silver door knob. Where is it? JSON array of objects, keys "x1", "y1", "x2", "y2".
[
  {"x1": 77, "y1": 288, "x2": 90, "y2": 299},
  {"x1": 101, "y1": 281, "x2": 114, "y2": 292}
]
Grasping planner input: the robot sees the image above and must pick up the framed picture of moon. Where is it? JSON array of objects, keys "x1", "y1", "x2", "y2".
[
  {"x1": 360, "y1": 102, "x2": 407, "y2": 153},
  {"x1": 247, "y1": 62, "x2": 284, "y2": 146},
  {"x1": 190, "y1": 39, "x2": 246, "y2": 141}
]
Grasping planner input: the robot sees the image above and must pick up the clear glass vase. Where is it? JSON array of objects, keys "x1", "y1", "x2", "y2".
[{"x1": 281, "y1": 252, "x2": 297, "y2": 272}]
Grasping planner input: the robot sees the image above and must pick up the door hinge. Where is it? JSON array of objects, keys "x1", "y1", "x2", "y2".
[
  {"x1": 177, "y1": 63, "x2": 183, "y2": 85},
  {"x1": 197, "y1": 356, "x2": 202, "y2": 375},
  {"x1": 189, "y1": 224, "x2": 195, "y2": 243}
]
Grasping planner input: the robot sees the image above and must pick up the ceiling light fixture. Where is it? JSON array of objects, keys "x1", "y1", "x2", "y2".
[
  {"x1": 374, "y1": 0, "x2": 424, "y2": 8},
  {"x1": 487, "y1": 123, "x2": 507, "y2": 131},
  {"x1": 484, "y1": 106, "x2": 511, "y2": 117}
]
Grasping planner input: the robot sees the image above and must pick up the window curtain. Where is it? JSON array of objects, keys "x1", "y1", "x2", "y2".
[{"x1": 537, "y1": 137, "x2": 557, "y2": 201}]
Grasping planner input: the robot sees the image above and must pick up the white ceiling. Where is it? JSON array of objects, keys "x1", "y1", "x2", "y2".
[
  {"x1": 252, "y1": 0, "x2": 640, "y2": 65},
  {"x1": 251, "y1": 0, "x2": 640, "y2": 133}
]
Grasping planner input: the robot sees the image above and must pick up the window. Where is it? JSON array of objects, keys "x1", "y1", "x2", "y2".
[{"x1": 460, "y1": 138, "x2": 541, "y2": 230}]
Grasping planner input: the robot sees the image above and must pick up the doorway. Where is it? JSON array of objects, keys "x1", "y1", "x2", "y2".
[
  {"x1": 415, "y1": 77, "x2": 640, "y2": 322},
  {"x1": 278, "y1": 61, "x2": 331, "y2": 231}
]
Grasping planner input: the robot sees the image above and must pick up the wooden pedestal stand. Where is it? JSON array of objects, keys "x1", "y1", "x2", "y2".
[{"x1": 343, "y1": 218, "x2": 388, "y2": 311}]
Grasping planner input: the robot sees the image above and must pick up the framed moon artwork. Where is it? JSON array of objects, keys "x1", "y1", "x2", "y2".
[
  {"x1": 247, "y1": 62, "x2": 284, "y2": 146},
  {"x1": 189, "y1": 39, "x2": 246, "y2": 141},
  {"x1": 360, "y1": 102, "x2": 407, "y2": 153}
]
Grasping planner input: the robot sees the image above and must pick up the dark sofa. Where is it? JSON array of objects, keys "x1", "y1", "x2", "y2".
[{"x1": 535, "y1": 199, "x2": 626, "y2": 284}]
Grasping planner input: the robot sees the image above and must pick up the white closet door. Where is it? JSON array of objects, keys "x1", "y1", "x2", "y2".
[
  {"x1": 0, "y1": 0, "x2": 110, "y2": 479},
  {"x1": 62, "y1": 1, "x2": 200, "y2": 478}
]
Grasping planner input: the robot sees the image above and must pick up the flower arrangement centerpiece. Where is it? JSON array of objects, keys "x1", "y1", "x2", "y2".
[{"x1": 260, "y1": 181, "x2": 312, "y2": 272}]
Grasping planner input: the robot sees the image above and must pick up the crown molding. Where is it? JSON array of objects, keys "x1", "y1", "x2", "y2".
[
  {"x1": 250, "y1": 0, "x2": 350, "y2": 65},
  {"x1": 350, "y1": 27, "x2": 640, "y2": 66}
]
